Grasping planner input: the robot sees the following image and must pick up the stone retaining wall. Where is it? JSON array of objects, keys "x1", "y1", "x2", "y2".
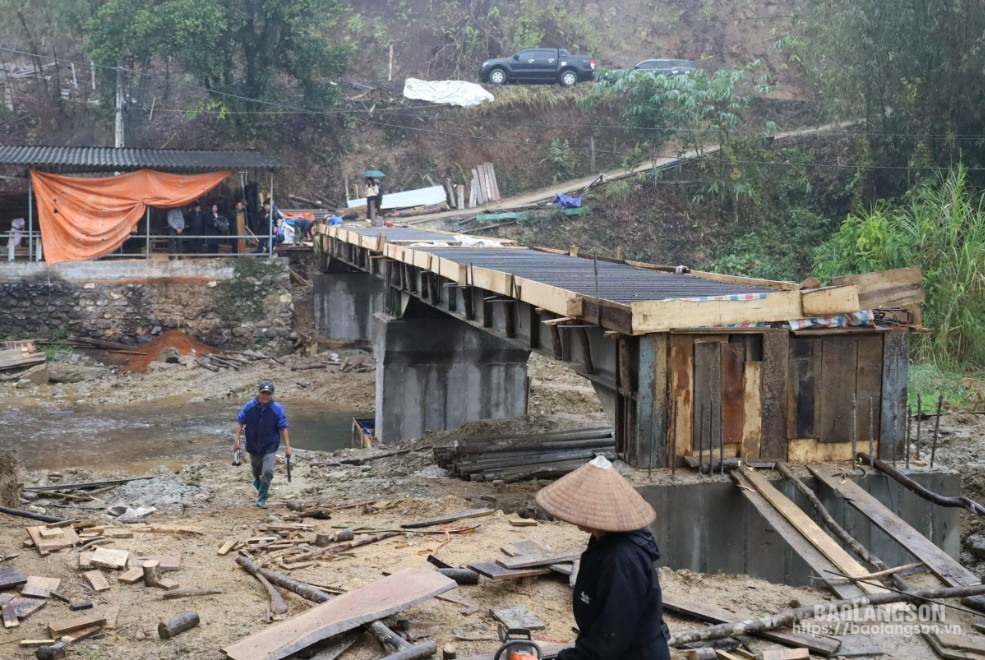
[{"x1": 0, "y1": 258, "x2": 295, "y2": 352}]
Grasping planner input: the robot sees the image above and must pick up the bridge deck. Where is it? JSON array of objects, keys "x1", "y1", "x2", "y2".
[{"x1": 324, "y1": 225, "x2": 869, "y2": 334}]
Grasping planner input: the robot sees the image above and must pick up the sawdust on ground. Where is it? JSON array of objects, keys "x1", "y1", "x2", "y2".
[{"x1": 2, "y1": 350, "x2": 983, "y2": 658}]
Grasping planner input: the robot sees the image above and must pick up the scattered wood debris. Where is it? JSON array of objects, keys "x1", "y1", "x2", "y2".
[
  {"x1": 434, "y1": 427, "x2": 614, "y2": 482},
  {"x1": 0, "y1": 341, "x2": 45, "y2": 372}
]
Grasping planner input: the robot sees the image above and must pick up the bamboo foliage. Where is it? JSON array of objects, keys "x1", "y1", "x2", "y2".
[{"x1": 815, "y1": 165, "x2": 985, "y2": 367}]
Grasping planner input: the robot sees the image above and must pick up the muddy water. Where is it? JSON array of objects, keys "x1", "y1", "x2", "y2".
[{"x1": 0, "y1": 398, "x2": 366, "y2": 471}]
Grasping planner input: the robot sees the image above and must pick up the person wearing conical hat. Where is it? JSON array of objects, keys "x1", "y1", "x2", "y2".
[{"x1": 536, "y1": 455, "x2": 670, "y2": 660}]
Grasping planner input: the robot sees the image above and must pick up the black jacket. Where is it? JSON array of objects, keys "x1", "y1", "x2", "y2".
[
  {"x1": 185, "y1": 210, "x2": 206, "y2": 236},
  {"x1": 558, "y1": 529, "x2": 670, "y2": 660}
]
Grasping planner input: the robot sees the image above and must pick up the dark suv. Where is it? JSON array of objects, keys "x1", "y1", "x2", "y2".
[{"x1": 604, "y1": 59, "x2": 697, "y2": 78}]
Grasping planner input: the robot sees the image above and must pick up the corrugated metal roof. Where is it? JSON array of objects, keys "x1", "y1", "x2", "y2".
[{"x1": 0, "y1": 146, "x2": 284, "y2": 173}]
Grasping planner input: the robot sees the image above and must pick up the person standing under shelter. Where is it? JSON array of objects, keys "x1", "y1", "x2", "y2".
[
  {"x1": 205, "y1": 203, "x2": 230, "y2": 255},
  {"x1": 536, "y1": 455, "x2": 671, "y2": 659},
  {"x1": 6, "y1": 217, "x2": 25, "y2": 261},
  {"x1": 166, "y1": 207, "x2": 185, "y2": 257},
  {"x1": 185, "y1": 202, "x2": 206, "y2": 256},
  {"x1": 233, "y1": 381, "x2": 291, "y2": 509}
]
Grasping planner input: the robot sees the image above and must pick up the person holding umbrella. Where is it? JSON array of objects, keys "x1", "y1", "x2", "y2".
[{"x1": 364, "y1": 169, "x2": 385, "y2": 223}]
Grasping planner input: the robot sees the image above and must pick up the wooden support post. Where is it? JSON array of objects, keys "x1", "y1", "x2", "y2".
[
  {"x1": 760, "y1": 329, "x2": 789, "y2": 460},
  {"x1": 504, "y1": 302, "x2": 516, "y2": 339},
  {"x1": 158, "y1": 611, "x2": 200, "y2": 639}
]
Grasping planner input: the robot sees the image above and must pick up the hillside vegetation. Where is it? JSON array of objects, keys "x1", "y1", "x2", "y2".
[{"x1": 5, "y1": 0, "x2": 985, "y2": 374}]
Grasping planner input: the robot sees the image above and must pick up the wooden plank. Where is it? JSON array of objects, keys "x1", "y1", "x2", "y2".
[
  {"x1": 935, "y1": 633, "x2": 985, "y2": 655},
  {"x1": 501, "y1": 540, "x2": 550, "y2": 557},
  {"x1": 496, "y1": 552, "x2": 580, "y2": 570},
  {"x1": 401, "y1": 508, "x2": 494, "y2": 529},
  {"x1": 721, "y1": 343, "x2": 745, "y2": 444},
  {"x1": 788, "y1": 439, "x2": 877, "y2": 463},
  {"x1": 683, "y1": 444, "x2": 740, "y2": 465},
  {"x1": 832, "y1": 267, "x2": 925, "y2": 309},
  {"x1": 134, "y1": 554, "x2": 180, "y2": 572},
  {"x1": 629, "y1": 290, "x2": 805, "y2": 334},
  {"x1": 222, "y1": 568, "x2": 456, "y2": 660},
  {"x1": 466, "y1": 561, "x2": 551, "y2": 581},
  {"x1": 84, "y1": 570, "x2": 110, "y2": 592},
  {"x1": 490, "y1": 605, "x2": 544, "y2": 631},
  {"x1": 91, "y1": 547, "x2": 129, "y2": 570},
  {"x1": 788, "y1": 337, "x2": 819, "y2": 440},
  {"x1": 21, "y1": 576, "x2": 60, "y2": 598},
  {"x1": 741, "y1": 362, "x2": 762, "y2": 459},
  {"x1": 8, "y1": 596, "x2": 47, "y2": 619},
  {"x1": 117, "y1": 567, "x2": 144, "y2": 584},
  {"x1": 760, "y1": 330, "x2": 789, "y2": 460},
  {"x1": 218, "y1": 539, "x2": 237, "y2": 555},
  {"x1": 742, "y1": 470, "x2": 888, "y2": 596},
  {"x1": 880, "y1": 330, "x2": 908, "y2": 460},
  {"x1": 47, "y1": 612, "x2": 106, "y2": 637},
  {"x1": 924, "y1": 631, "x2": 983, "y2": 660},
  {"x1": 0, "y1": 565, "x2": 27, "y2": 590},
  {"x1": 812, "y1": 469, "x2": 979, "y2": 588},
  {"x1": 855, "y1": 334, "x2": 883, "y2": 446},
  {"x1": 818, "y1": 337, "x2": 857, "y2": 443},
  {"x1": 732, "y1": 471, "x2": 866, "y2": 600},
  {"x1": 2, "y1": 603, "x2": 18, "y2": 628},
  {"x1": 693, "y1": 341, "x2": 722, "y2": 462},
  {"x1": 26, "y1": 525, "x2": 78, "y2": 555},
  {"x1": 801, "y1": 286, "x2": 860, "y2": 316},
  {"x1": 663, "y1": 593, "x2": 842, "y2": 656}
]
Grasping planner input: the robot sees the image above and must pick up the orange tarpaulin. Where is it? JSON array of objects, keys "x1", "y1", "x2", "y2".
[{"x1": 31, "y1": 168, "x2": 234, "y2": 264}]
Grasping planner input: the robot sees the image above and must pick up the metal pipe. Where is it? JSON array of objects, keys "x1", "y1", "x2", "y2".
[
  {"x1": 268, "y1": 171, "x2": 274, "y2": 258},
  {"x1": 915, "y1": 395, "x2": 923, "y2": 461},
  {"x1": 145, "y1": 206, "x2": 151, "y2": 259},
  {"x1": 931, "y1": 393, "x2": 943, "y2": 468},
  {"x1": 851, "y1": 393, "x2": 858, "y2": 473},
  {"x1": 27, "y1": 174, "x2": 33, "y2": 261}
]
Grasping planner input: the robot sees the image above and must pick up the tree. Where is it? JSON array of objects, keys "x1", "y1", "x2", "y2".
[
  {"x1": 807, "y1": 0, "x2": 985, "y2": 192},
  {"x1": 814, "y1": 166, "x2": 985, "y2": 367},
  {"x1": 87, "y1": 0, "x2": 349, "y2": 116}
]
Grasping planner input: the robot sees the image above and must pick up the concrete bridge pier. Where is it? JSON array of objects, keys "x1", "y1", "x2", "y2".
[
  {"x1": 373, "y1": 312, "x2": 531, "y2": 444},
  {"x1": 313, "y1": 272, "x2": 384, "y2": 343}
]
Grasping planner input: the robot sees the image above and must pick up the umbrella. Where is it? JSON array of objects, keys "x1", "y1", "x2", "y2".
[{"x1": 363, "y1": 169, "x2": 386, "y2": 179}]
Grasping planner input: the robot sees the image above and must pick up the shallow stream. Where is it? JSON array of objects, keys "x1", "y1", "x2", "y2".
[{"x1": 0, "y1": 398, "x2": 365, "y2": 471}]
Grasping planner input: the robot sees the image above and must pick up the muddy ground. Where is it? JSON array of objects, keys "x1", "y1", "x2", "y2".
[{"x1": 2, "y1": 343, "x2": 985, "y2": 659}]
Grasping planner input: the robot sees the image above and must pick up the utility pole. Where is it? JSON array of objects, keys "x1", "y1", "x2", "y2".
[{"x1": 115, "y1": 65, "x2": 125, "y2": 148}]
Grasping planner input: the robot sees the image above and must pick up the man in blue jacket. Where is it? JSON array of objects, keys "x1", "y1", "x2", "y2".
[{"x1": 233, "y1": 380, "x2": 291, "y2": 509}]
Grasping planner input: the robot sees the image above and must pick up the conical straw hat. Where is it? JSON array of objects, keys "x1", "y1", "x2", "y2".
[{"x1": 535, "y1": 455, "x2": 656, "y2": 532}]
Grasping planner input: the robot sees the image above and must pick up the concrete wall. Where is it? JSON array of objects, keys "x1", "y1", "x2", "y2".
[
  {"x1": 0, "y1": 258, "x2": 295, "y2": 352},
  {"x1": 312, "y1": 272, "x2": 383, "y2": 343},
  {"x1": 639, "y1": 470, "x2": 962, "y2": 586},
  {"x1": 373, "y1": 313, "x2": 530, "y2": 444}
]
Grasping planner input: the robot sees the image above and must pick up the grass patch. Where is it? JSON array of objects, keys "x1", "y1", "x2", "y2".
[{"x1": 908, "y1": 361, "x2": 983, "y2": 413}]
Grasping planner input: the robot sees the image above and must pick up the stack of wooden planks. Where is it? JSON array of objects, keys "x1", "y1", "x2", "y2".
[
  {"x1": 0, "y1": 341, "x2": 45, "y2": 372},
  {"x1": 434, "y1": 427, "x2": 614, "y2": 482},
  {"x1": 468, "y1": 162, "x2": 501, "y2": 207}
]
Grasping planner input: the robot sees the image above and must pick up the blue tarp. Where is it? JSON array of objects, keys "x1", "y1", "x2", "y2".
[{"x1": 554, "y1": 193, "x2": 582, "y2": 209}]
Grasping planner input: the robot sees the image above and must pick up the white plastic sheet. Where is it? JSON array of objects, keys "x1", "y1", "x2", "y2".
[{"x1": 403, "y1": 78, "x2": 494, "y2": 107}]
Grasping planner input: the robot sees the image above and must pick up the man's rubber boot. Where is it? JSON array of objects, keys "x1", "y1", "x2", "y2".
[
  {"x1": 252, "y1": 479, "x2": 260, "y2": 493},
  {"x1": 257, "y1": 483, "x2": 269, "y2": 509}
]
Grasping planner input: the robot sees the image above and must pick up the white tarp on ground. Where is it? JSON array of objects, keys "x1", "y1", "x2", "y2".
[
  {"x1": 403, "y1": 78, "x2": 494, "y2": 107},
  {"x1": 347, "y1": 184, "x2": 447, "y2": 210}
]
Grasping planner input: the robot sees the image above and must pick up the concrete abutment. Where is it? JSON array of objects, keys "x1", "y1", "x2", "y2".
[{"x1": 639, "y1": 470, "x2": 961, "y2": 586}]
